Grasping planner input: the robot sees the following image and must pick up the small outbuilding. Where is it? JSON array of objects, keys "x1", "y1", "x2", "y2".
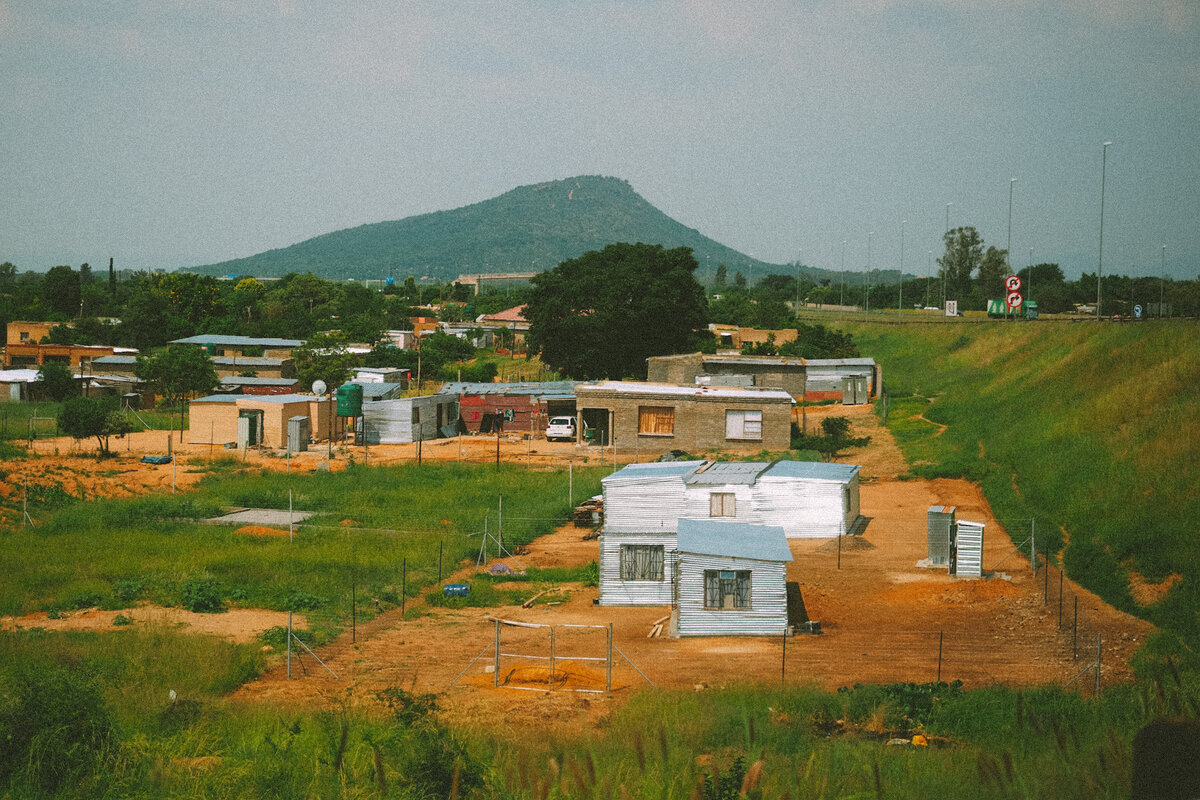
[
  {"x1": 670, "y1": 519, "x2": 794, "y2": 637},
  {"x1": 188, "y1": 393, "x2": 336, "y2": 448},
  {"x1": 360, "y1": 394, "x2": 460, "y2": 444}
]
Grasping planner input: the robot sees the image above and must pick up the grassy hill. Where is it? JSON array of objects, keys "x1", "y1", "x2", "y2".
[
  {"x1": 184, "y1": 175, "x2": 795, "y2": 282},
  {"x1": 842, "y1": 318, "x2": 1200, "y2": 645}
]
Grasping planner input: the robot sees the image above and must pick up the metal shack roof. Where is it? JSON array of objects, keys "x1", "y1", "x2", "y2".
[
  {"x1": 602, "y1": 460, "x2": 707, "y2": 485},
  {"x1": 761, "y1": 461, "x2": 861, "y2": 483},
  {"x1": 212, "y1": 357, "x2": 285, "y2": 366},
  {"x1": 171, "y1": 335, "x2": 304, "y2": 348},
  {"x1": 685, "y1": 461, "x2": 773, "y2": 485},
  {"x1": 93, "y1": 355, "x2": 137, "y2": 365},
  {"x1": 438, "y1": 380, "x2": 581, "y2": 400},
  {"x1": 579, "y1": 381, "x2": 793, "y2": 402},
  {"x1": 677, "y1": 519, "x2": 793, "y2": 562},
  {"x1": 703, "y1": 355, "x2": 807, "y2": 368},
  {"x1": 218, "y1": 377, "x2": 298, "y2": 386},
  {"x1": 804, "y1": 358, "x2": 876, "y2": 367},
  {"x1": 193, "y1": 393, "x2": 316, "y2": 404}
]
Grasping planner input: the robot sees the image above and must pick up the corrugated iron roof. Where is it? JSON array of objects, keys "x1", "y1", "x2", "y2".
[
  {"x1": 171, "y1": 335, "x2": 303, "y2": 347},
  {"x1": 212, "y1": 357, "x2": 284, "y2": 366},
  {"x1": 438, "y1": 380, "x2": 580, "y2": 399},
  {"x1": 217, "y1": 377, "x2": 298, "y2": 386},
  {"x1": 761, "y1": 461, "x2": 861, "y2": 482},
  {"x1": 92, "y1": 355, "x2": 137, "y2": 365},
  {"x1": 804, "y1": 358, "x2": 876, "y2": 367},
  {"x1": 686, "y1": 461, "x2": 773, "y2": 485},
  {"x1": 677, "y1": 519, "x2": 793, "y2": 562},
  {"x1": 602, "y1": 461, "x2": 707, "y2": 485},
  {"x1": 192, "y1": 393, "x2": 318, "y2": 404},
  {"x1": 578, "y1": 381, "x2": 793, "y2": 402}
]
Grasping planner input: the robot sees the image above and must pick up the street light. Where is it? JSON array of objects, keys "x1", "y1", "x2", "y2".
[
  {"x1": 840, "y1": 239, "x2": 847, "y2": 309},
  {"x1": 865, "y1": 232, "x2": 874, "y2": 320},
  {"x1": 1028, "y1": 247, "x2": 1034, "y2": 302},
  {"x1": 1161, "y1": 244, "x2": 1167, "y2": 318},
  {"x1": 1097, "y1": 141, "x2": 1112, "y2": 320},
  {"x1": 898, "y1": 220, "x2": 906, "y2": 322},
  {"x1": 1007, "y1": 178, "x2": 1017, "y2": 272}
]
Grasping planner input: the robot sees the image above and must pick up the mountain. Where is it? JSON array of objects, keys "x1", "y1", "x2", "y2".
[{"x1": 184, "y1": 176, "x2": 794, "y2": 282}]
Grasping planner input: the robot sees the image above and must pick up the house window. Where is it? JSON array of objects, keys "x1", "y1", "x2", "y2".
[
  {"x1": 19, "y1": 331, "x2": 30, "y2": 343},
  {"x1": 725, "y1": 409, "x2": 763, "y2": 441},
  {"x1": 638, "y1": 406, "x2": 675, "y2": 436},
  {"x1": 704, "y1": 570, "x2": 751, "y2": 609},
  {"x1": 620, "y1": 544, "x2": 665, "y2": 581},
  {"x1": 710, "y1": 492, "x2": 736, "y2": 517}
]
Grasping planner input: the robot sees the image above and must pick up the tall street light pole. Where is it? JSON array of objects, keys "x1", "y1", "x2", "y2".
[
  {"x1": 1008, "y1": 178, "x2": 1017, "y2": 318},
  {"x1": 1097, "y1": 141, "x2": 1112, "y2": 320},
  {"x1": 1028, "y1": 247, "x2": 1034, "y2": 302},
  {"x1": 840, "y1": 239, "x2": 847, "y2": 309},
  {"x1": 943, "y1": 203, "x2": 952, "y2": 306},
  {"x1": 1160, "y1": 244, "x2": 1167, "y2": 318},
  {"x1": 898, "y1": 220, "x2": 906, "y2": 322},
  {"x1": 865, "y1": 232, "x2": 873, "y2": 321}
]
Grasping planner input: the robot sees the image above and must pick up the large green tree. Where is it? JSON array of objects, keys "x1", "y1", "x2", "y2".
[
  {"x1": 135, "y1": 345, "x2": 219, "y2": 436},
  {"x1": 36, "y1": 360, "x2": 80, "y2": 401},
  {"x1": 291, "y1": 331, "x2": 356, "y2": 393},
  {"x1": 937, "y1": 227, "x2": 984, "y2": 304},
  {"x1": 524, "y1": 243, "x2": 708, "y2": 380},
  {"x1": 43, "y1": 265, "x2": 81, "y2": 318}
]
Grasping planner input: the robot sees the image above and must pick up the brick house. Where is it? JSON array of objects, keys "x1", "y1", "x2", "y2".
[{"x1": 573, "y1": 381, "x2": 793, "y2": 454}]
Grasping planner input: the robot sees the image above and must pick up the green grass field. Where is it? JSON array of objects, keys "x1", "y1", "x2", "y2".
[{"x1": 846, "y1": 319, "x2": 1200, "y2": 646}]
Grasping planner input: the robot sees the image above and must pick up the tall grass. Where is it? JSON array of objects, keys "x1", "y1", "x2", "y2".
[
  {"x1": 0, "y1": 463, "x2": 606, "y2": 627},
  {"x1": 844, "y1": 320, "x2": 1200, "y2": 642}
]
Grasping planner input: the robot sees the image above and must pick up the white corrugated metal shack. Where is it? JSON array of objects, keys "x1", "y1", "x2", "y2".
[
  {"x1": 597, "y1": 458, "x2": 863, "y2": 607},
  {"x1": 360, "y1": 394, "x2": 459, "y2": 444},
  {"x1": 671, "y1": 519, "x2": 793, "y2": 637},
  {"x1": 597, "y1": 461, "x2": 705, "y2": 606}
]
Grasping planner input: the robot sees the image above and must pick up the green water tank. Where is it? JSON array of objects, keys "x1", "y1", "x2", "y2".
[{"x1": 336, "y1": 383, "x2": 363, "y2": 417}]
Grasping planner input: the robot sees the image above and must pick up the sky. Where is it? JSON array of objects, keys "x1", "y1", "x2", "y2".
[{"x1": 3, "y1": 1, "x2": 1198, "y2": 281}]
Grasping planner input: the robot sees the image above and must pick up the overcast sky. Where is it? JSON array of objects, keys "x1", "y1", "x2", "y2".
[{"x1": 3, "y1": 1, "x2": 1198, "y2": 280}]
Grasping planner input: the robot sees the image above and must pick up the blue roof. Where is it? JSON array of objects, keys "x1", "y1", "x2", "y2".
[
  {"x1": 677, "y1": 519, "x2": 793, "y2": 562},
  {"x1": 438, "y1": 380, "x2": 581, "y2": 399},
  {"x1": 171, "y1": 335, "x2": 303, "y2": 348},
  {"x1": 762, "y1": 460, "x2": 861, "y2": 482},
  {"x1": 217, "y1": 377, "x2": 297, "y2": 386},
  {"x1": 603, "y1": 461, "x2": 706, "y2": 483}
]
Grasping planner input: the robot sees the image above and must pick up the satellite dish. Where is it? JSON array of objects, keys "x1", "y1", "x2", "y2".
[{"x1": 312, "y1": 379, "x2": 327, "y2": 396}]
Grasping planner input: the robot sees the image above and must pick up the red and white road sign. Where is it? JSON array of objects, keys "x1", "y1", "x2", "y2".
[
  {"x1": 1007, "y1": 291, "x2": 1023, "y2": 308},
  {"x1": 1005, "y1": 275, "x2": 1022, "y2": 292}
]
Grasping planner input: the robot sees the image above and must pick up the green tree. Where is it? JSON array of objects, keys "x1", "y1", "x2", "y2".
[
  {"x1": 937, "y1": 227, "x2": 984, "y2": 303},
  {"x1": 714, "y1": 264, "x2": 727, "y2": 287},
  {"x1": 37, "y1": 360, "x2": 80, "y2": 401},
  {"x1": 975, "y1": 245, "x2": 1010, "y2": 307},
  {"x1": 43, "y1": 265, "x2": 81, "y2": 318},
  {"x1": 292, "y1": 331, "x2": 356, "y2": 393},
  {"x1": 59, "y1": 396, "x2": 131, "y2": 455},
  {"x1": 524, "y1": 243, "x2": 709, "y2": 380},
  {"x1": 135, "y1": 345, "x2": 219, "y2": 436}
]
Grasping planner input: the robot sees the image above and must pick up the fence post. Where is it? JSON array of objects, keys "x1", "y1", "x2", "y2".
[
  {"x1": 352, "y1": 576, "x2": 356, "y2": 644},
  {"x1": 401, "y1": 558, "x2": 407, "y2": 617},
  {"x1": 1044, "y1": 562, "x2": 1049, "y2": 605},
  {"x1": 1058, "y1": 569, "x2": 1064, "y2": 628},
  {"x1": 494, "y1": 619, "x2": 501, "y2": 687},
  {"x1": 438, "y1": 540, "x2": 443, "y2": 582},
  {"x1": 569, "y1": 459, "x2": 574, "y2": 509},
  {"x1": 1030, "y1": 519, "x2": 1036, "y2": 576},
  {"x1": 287, "y1": 611, "x2": 293, "y2": 679},
  {"x1": 1073, "y1": 596, "x2": 1078, "y2": 660},
  {"x1": 781, "y1": 630, "x2": 787, "y2": 686},
  {"x1": 549, "y1": 626, "x2": 556, "y2": 691},
  {"x1": 606, "y1": 623, "x2": 613, "y2": 692},
  {"x1": 937, "y1": 631, "x2": 944, "y2": 682},
  {"x1": 1095, "y1": 634, "x2": 1102, "y2": 695}
]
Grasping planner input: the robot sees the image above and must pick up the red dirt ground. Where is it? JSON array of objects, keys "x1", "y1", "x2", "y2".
[{"x1": 3, "y1": 405, "x2": 1153, "y2": 733}]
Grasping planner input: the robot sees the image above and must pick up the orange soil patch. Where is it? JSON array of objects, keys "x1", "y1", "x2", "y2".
[
  {"x1": 0, "y1": 604, "x2": 305, "y2": 644},
  {"x1": 234, "y1": 525, "x2": 289, "y2": 538},
  {"x1": 1129, "y1": 571, "x2": 1182, "y2": 607}
]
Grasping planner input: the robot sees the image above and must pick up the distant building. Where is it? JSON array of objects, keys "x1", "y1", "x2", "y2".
[
  {"x1": 646, "y1": 353, "x2": 880, "y2": 403},
  {"x1": 169, "y1": 335, "x2": 303, "y2": 361}
]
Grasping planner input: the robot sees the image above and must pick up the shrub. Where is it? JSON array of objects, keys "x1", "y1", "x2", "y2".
[{"x1": 179, "y1": 577, "x2": 224, "y2": 613}]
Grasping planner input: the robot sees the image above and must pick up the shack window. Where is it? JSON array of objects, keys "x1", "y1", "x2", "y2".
[
  {"x1": 703, "y1": 570, "x2": 751, "y2": 609},
  {"x1": 725, "y1": 409, "x2": 763, "y2": 440},
  {"x1": 411, "y1": 406, "x2": 420, "y2": 424},
  {"x1": 620, "y1": 544, "x2": 664, "y2": 581},
  {"x1": 710, "y1": 492, "x2": 736, "y2": 517},
  {"x1": 638, "y1": 406, "x2": 675, "y2": 436}
]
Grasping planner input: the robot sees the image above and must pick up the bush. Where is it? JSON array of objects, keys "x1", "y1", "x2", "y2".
[{"x1": 179, "y1": 577, "x2": 224, "y2": 613}]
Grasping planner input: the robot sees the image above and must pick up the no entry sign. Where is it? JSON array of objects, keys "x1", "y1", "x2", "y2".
[
  {"x1": 1005, "y1": 275, "x2": 1022, "y2": 292},
  {"x1": 1007, "y1": 291, "x2": 1023, "y2": 309}
]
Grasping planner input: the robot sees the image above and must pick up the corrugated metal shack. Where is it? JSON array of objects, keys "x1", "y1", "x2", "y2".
[
  {"x1": 671, "y1": 519, "x2": 793, "y2": 637},
  {"x1": 361, "y1": 394, "x2": 460, "y2": 444},
  {"x1": 803, "y1": 358, "x2": 880, "y2": 402},
  {"x1": 598, "y1": 461, "x2": 706, "y2": 606},
  {"x1": 438, "y1": 381, "x2": 579, "y2": 433},
  {"x1": 750, "y1": 461, "x2": 862, "y2": 538}
]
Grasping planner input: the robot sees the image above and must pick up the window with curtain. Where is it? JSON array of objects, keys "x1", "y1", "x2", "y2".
[
  {"x1": 619, "y1": 544, "x2": 665, "y2": 581},
  {"x1": 725, "y1": 409, "x2": 763, "y2": 440},
  {"x1": 703, "y1": 570, "x2": 751, "y2": 608},
  {"x1": 638, "y1": 406, "x2": 675, "y2": 435}
]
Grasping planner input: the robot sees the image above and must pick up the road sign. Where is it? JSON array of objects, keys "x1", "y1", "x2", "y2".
[
  {"x1": 1005, "y1": 275, "x2": 1022, "y2": 292},
  {"x1": 1006, "y1": 291, "x2": 1023, "y2": 309},
  {"x1": 1134, "y1": 304, "x2": 1143, "y2": 319}
]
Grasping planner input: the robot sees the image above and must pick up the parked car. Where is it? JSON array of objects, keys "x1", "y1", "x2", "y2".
[{"x1": 545, "y1": 416, "x2": 576, "y2": 442}]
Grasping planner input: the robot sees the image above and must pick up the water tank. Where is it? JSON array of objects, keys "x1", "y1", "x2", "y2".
[{"x1": 336, "y1": 383, "x2": 363, "y2": 417}]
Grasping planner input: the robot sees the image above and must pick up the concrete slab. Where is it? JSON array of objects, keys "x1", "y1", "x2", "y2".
[{"x1": 206, "y1": 508, "x2": 314, "y2": 526}]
